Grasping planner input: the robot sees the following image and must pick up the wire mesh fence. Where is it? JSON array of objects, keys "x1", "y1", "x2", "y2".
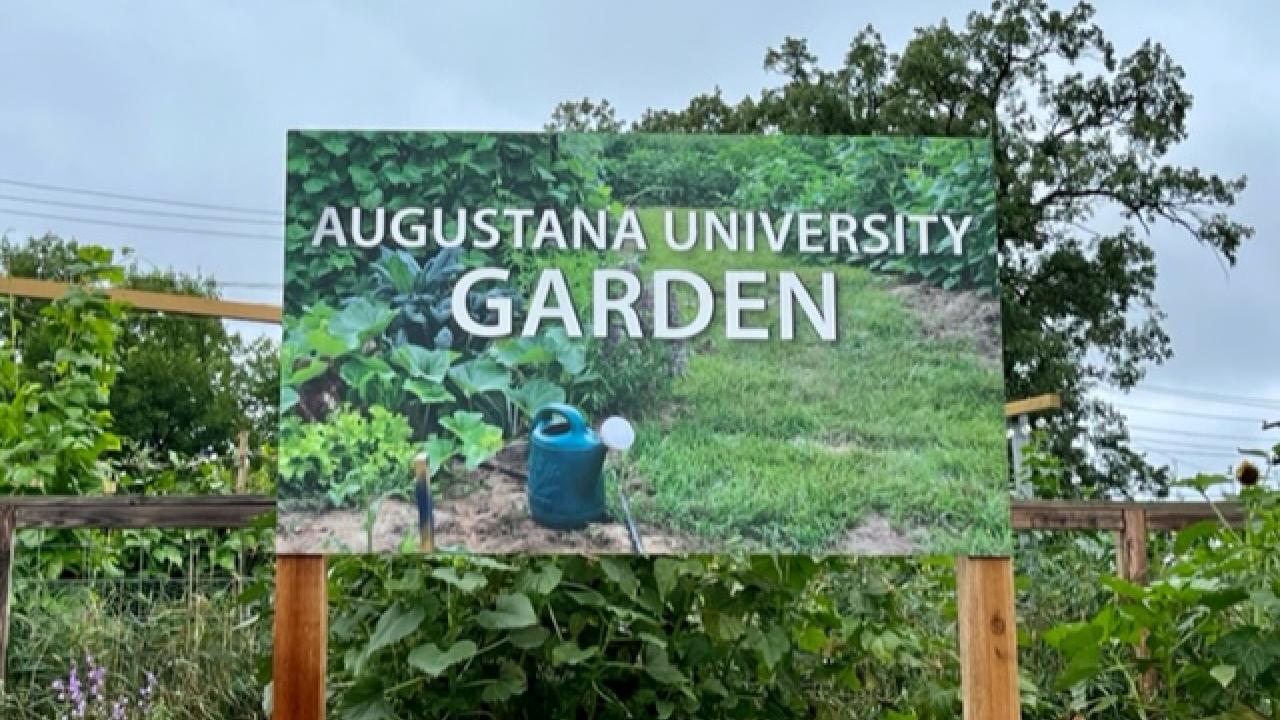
[{"x1": 2, "y1": 528, "x2": 272, "y2": 720}]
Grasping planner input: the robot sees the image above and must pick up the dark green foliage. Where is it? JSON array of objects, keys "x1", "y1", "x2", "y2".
[
  {"x1": 282, "y1": 131, "x2": 625, "y2": 510},
  {"x1": 1037, "y1": 480, "x2": 1280, "y2": 717},
  {"x1": 325, "y1": 487, "x2": 1280, "y2": 718},
  {"x1": 0, "y1": 234, "x2": 279, "y2": 455},
  {"x1": 553, "y1": 0, "x2": 1255, "y2": 496},
  {"x1": 284, "y1": 131, "x2": 613, "y2": 312},
  {"x1": 0, "y1": 243, "x2": 123, "y2": 494},
  {"x1": 327, "y1": 553, "x2": 964, "y2": 720},
  {"x1": 602, "y1": 135, "x2": 739, "y2": 206}
]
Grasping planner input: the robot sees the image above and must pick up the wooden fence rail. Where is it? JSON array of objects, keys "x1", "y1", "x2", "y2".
[
  {"x1": 0, "y1": 496, "x2": 273, "y2": 685},
  {"x1": 0, "y1": 494, "x2": 1245, "y2": 692},
  {"x1": 0, "y1": 279, "x2": 1258, "y2": 718}
]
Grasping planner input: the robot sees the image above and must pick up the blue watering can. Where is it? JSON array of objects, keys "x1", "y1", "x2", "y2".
[{"x1": 527, "y1": 403, "x2": 607, "y2": 529}]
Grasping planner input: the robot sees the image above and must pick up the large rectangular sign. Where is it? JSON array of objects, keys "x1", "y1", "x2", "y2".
[{"x1": 277, "y1": 131, "x2": 1010, "y2": 555}]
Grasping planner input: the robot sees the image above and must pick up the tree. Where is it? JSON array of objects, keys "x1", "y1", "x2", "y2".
[
  {"x1": 1, "y1": 234, "x2": 280, "y2": 457},
  {"x1": 551, "y1": 0, "x2": 1253, "y2": 496}
]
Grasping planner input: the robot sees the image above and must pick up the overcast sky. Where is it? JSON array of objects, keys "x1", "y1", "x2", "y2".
[{"x1": 1, "y1": 1, "x2": 1275, "y2": 482}]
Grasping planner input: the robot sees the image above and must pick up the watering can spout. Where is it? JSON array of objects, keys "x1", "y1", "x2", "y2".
[{"x1": 527, "y1": 403, "x2": 607, "y2": 529}]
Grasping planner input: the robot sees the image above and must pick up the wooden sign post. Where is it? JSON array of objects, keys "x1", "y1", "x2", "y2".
[
  {"x1": 956, "y1": 557, "x2": 1021, "y2": 720},
  {"x1": 273, "y1": 555, "x2": 327, "y2": 720}
]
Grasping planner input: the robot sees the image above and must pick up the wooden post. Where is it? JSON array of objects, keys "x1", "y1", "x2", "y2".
[
  {"x1": 1117, "y1": 509, "x2": 1156, "y2": 697},
  {"x1": 956, "y1": 557, "x2": 1021, "y2": 720},
  {"x1": 1117, "y1": 508, "x2": 1148, "y2": 584},
  {"x1": 274, "y1": 555, "x2": 327, "y2": 720},
  {"x1": 0, "y1": 505, "x2": 13, "y2": 689},
  {"x1": 235, "y1": 431, "x2": 250, "y2": 494}
]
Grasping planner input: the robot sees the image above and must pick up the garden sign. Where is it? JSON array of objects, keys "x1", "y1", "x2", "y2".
[{"x1": 277, "y1": 131, "x2": 1010, "y2": 556}]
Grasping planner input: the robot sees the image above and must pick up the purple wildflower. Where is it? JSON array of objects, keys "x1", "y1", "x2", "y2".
[
  {"x1": 86, "y1": 655, "x2": 107, "y2": 701},
  {"x1": 66, "y1": 661, "x2": 86, "y2": 718}
]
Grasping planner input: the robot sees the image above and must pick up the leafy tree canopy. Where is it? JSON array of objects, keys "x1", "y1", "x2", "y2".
[
  {"x1": 1, "y1": 233, "x2": 280, "y2": 456},
  {"x1": 550, "y1": 0, "x2": 1253, "y2": 497}
]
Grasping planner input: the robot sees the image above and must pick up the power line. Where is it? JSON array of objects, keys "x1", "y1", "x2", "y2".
[
  {"x1": 0, "y1": 192, "x2": 281, "y2": 227},
  {"x1": 0, "y1": 177, "x2": 281, "y2": 217},
  {"x1": 1130, "y1": 435, "x2": 1260, "y2": 453},
  {"x1": 0, "y1": 206, "x2": 282, "y2": 242},
  {"x1": 1136, "y1": 445, "x2": 1245, "y2": 459},
  {"x1": 1129, "y1": 424, "x2": 1272, "y2": 442},
  {"x1": 1112, "y1": 402, "x2": 1262, "y2": 423},
  {"x1": 1128, "y1": 384, "x2": 1280, "y2": 410}
]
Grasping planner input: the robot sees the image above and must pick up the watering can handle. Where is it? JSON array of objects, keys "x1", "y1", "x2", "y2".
[{"x1": 532, "y1": 403, "x2": 586, "y2": 434}]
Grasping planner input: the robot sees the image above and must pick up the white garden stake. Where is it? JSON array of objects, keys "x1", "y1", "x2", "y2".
[{"x1": 599, "y1": 416, "x2": 643, "y2": 553}]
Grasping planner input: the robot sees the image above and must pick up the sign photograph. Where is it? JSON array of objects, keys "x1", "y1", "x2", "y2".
[{"x1": 276, "y1": 131, "x2": 1009, "y2": 555}]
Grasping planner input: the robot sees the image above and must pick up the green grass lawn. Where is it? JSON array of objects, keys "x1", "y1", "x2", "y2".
[{"x1": 619, "y1": 209, "x2": 1010, "y2": 554}]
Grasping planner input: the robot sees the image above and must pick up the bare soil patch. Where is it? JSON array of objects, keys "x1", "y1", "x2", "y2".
[
  {"x1": 887, "y1": 281, "x2": 1001, "y2": 366},
  {"x1": 276, "y1": 442, "x2": 706, "y2": 554},
  {"x1": 277, "y1": 444, "x2": 928, "y2": 555},
  {"x1": 827, "y1": 515, "x2": 919, "y2": 555}
]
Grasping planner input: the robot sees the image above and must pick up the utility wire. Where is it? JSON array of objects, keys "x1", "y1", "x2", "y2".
[
  {"x1": 0, "y1": 192, "x2": 282, "y2": 227},
  {"x1": 0, "y1": 206, "x2": 282, "y2": 242},
  {"x1": 1129, "y1": 424, "x2": 1273, "y2": 442},
  {"x1": 1130, "y1": 435, "x2": 1261, "y2": 453},
  {"x1": 1135, "y1": 445, "x2": 1245, "y2": 459},
  {"x1": 0, "y1": 177, "x2": 281, "y2": 217},
  {"x1": 1112, "y1": 402, "x2": 1261, "y2": 423},
  {"x1": 1127, "y1": 384, "x2": 1280, "y2": 410}
]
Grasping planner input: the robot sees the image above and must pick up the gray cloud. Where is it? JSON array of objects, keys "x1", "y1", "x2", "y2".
[{"x1": 1, "y1": 1, "x2": 1275, "y2": 475}]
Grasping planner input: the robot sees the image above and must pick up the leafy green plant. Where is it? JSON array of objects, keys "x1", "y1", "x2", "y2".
[
  {"x1": 278, "y1": 406, "x2": 415, "y2": 510},
  {"x1": 1042, "y1": 478, "x2": 1280, "y2": 718},
  {"x1": 326, "y1": 554, "x2": 965, "y2": 720},
  {"x1": 1, "y1": 245, "x2": 124, "y2": 495}
]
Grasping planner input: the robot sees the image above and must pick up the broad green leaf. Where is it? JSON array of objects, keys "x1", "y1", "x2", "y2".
[
  {"x1": 339, "y1": 698, "x2": 393, "y2": 720},
  {"x1": 391, "y1": 345, "x2": 455, "y2": 383},
  {"x1": 507, "y1": 625, "x2": 550, "y2": 650},
  {"x1": 422, "y1": 436, "x2": 457, "y2": 476},
  {"x1": 518, "y1": 565, "x2": 563, "y2": 595},
  {"x1": 551, "y1": 640, "x2": 597, "y2": 666},
  {"x1": 440, "y1": 411, "x2": 503, "y2": 470},
  {"x1": 319, "y1": 136, "x2": 350, "y2": 156},
  {"x1": 448, "y1": 358, "x2": 512, "y2": 398},
  {"x1": 407, "y1": 640, "x2": 477, "y2": 678},
  {"x1": 480, "y1": 661, "x2": 526, "y2": 702},
  {"x1": 1210, "y1": 664, "x2": 1237, "y2": 688},
  {"x1": 340, "y1": 356, "x2": 396, "y2": 400},
  {"x1": 794, "y1": 626, "x2": 827, "y2": 653},
  {"x1": 542, "y1": 326, "x2": 586, "y2": 374},
  {"x1": 1054, "y1": 643, "x2": 1103, "y2": 690},
  {"x1": 599, "y1": 557, "x2": 639, "y2": 597},
  {"x1": 643, "y1": 645, "x2": 686, "y2": 685},
  {"x1": 349, "y1": 166, "x2": 378, "y2": 193},
  {"x1": 403, "y1": 378, "x2": 454, "y2": 405},
  {"x1": 489, "y1": 337, "x2": 556, "y2": 368},
  {"x1": 654, "y1": 558, "x2": 679, "y2": 600},
  {"x1": 330, "y1": 298, "x2": 396, "y2": 346},
  {"x1": 431, "y1": 567, "x2": 487, "y2": 593},
  {"x1": 508, "y1": 378, "x2": 566, "y2": 417},
  {"x1": 304, "y1": 327, "x2": 349, "y2": 359},
  {"x1": 476, "y1": 593, "x2": 537, "y2": 630},
  {"x1": 1213, "y1": 628, "x2": 1279, "y2": 679},
  {"x1": 364, "y1": 603, "x2": 424, "y2": 657}
]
